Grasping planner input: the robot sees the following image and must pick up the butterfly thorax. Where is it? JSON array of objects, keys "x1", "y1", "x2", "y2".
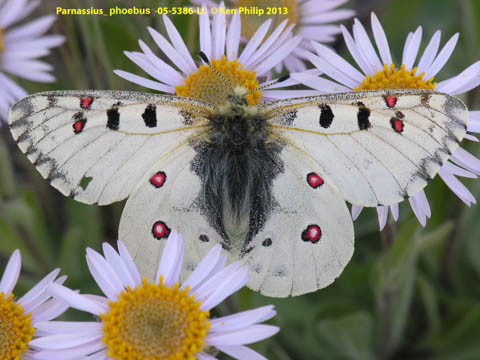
[{"x1": 190, "y1": 100, "x2": 284, "y2": 254}]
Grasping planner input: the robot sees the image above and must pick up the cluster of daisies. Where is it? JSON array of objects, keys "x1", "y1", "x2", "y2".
[{"x1": 1, "y1": 232, "x2": 279, "y2": 359}]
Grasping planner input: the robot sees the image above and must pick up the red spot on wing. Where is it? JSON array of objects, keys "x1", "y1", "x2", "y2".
[
  {"x1": 80, "y1": 97, "x2": 94, "y2": 109},
  {"x1": 307, "y1": 172, "x2": 324, "y2": 188},
  {"x1": 150, "y1": 171, "x2": 167, "y2": 188},
  {"x1": 385, "y1": 96, "x2": 398, "y2": 108},
  {"x1": 302, "y1": 224, "x2": 322, "y2": 243},
  {"x1": 390, "y1": 118, "x2": 404, "y2": 133},
  {"x1": 152, "y1": 221, "x2": 170, "y2": 239},
  {"x1": 73, "y1": 120, "x2": 86, "y2": 134}
]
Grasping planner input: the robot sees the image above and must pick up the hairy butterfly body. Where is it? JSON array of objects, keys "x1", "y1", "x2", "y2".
[{"x1": 9, "y1": 88, "x2": 468, "y2": 297}]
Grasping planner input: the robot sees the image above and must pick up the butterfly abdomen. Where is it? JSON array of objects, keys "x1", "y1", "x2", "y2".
[{"x1": 190, "y1": 106, "x2": 284, "y2": 252}]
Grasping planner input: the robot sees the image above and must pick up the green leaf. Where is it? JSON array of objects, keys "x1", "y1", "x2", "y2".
[
  {"x1": 316, "y1": 312, "x2": 375, "y2": 360},
  {"x1": 0, "y1": 141, "x2": 16, "y2": 198},
  {"x1": 373, "y1": 220, "x2": 419, "y2": 357}
]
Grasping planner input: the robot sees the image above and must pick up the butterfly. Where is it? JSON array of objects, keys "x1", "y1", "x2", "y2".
[{"x1": 9, "y1": 85, "x2": 467, "y2": 297}]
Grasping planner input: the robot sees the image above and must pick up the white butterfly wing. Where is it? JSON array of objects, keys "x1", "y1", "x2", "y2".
[
  {"x1": 9, "y1": 90, "x2": 213, "y2": 205},
  {"x1": 265, "y1": 89, "x2": 468, "y2": 207},
  {"x1": 118, "y1": 142, "x2": 353, "y2": 297},
  {"x1": 243, "y1": 147, "x2": 354, "y2": 297},
  {"x1": 118, "y1": 146, "x2": 221, "y2": 281}
]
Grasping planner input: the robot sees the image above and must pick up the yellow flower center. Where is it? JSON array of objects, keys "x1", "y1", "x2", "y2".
[
  {"x1": 354, "y1": 64, "x2": 436, "y2": 91},
  {"x1": 175, "y1": 55, "x2": 260, "y2": 105},
  {"x1": 0, "y1": 293, "x2": 35, "y2": 360},
  {"x1": 100, "y1": 278, "x2": 210, "y2": 360},
  {"x1": 235, "y1": 0, "x2": 299, "y2": 39},
  {"x1": 0, "y1": 28, "x2": 4, "y2": 52}
]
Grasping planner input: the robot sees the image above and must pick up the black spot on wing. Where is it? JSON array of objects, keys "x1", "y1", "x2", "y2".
[
  {"x1": 106, "y1": 103, "x2": 121, "y2": 130},
  {"x1": 262, "y1": 238, "x2": 272, "y2": 247},
  {"x1": 142, "y1": 104, "x2": 157, "y2": 128},
  {"x1": 199, "y1": 234, "x2": 209, "y2": 242},
  {"x1": 319, "y1": 104, "x2": 334, "y2": 128},
  {"x1": 356, "y1": 102, "x2": 371, "y2": 130},
  {"x1": 107, "y1": 108, "x2": 120, "y2": 130}
]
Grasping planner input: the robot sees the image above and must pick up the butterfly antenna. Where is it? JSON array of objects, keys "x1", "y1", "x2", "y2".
[
  {"x1": 199, "y1": 52, "x2": 234, "y2": 93},
  {"x1": 244, "y1": 74, "x2": 290, "y2": 97}
]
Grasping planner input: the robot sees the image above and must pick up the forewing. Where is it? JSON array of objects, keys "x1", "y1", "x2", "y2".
[
  {"x1": 9, "y1": 90, "x2": 213, "y2": 205},
  {"x1": 244, "y1": 147, "x2": 354, "y2": 297},
  {"x1": 265, "y1": 89, "x2": 468, "y2": 206}
]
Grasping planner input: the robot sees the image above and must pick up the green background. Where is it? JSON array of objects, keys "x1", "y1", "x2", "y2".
[{"x1": 2, "y1": 0, "x2": 480, "y2": 359}]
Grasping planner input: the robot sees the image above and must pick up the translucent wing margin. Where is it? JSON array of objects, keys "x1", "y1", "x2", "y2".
[
  {"x1": 264, "y1": 89, "x2": 468, "y2": 206},
  {"x1": 9, "y1": 90, "x2": 214, "y2": 205}
]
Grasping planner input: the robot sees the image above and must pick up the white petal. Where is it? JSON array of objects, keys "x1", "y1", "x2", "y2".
[
  {"x1": 439, "y1": 168, "x2": 476, "y2": 205},
  {"x1": 31, "y1": 340, "x2": 105, "y2": 360},
  {"x1": 138, "y1": 40, "x2": 184, "y2": 85},
  {"x1": 450, "y1": 146, "x2": 480, "y2": 175},
  {"x1": 442, "y1": 161, "x2": 477, "y2": 178},
  {"x1": 182, "y1": 245, "x2": 222, "y2": 291},
  {"x1": 370, "y1": 12, "x2": 392, "y2": 65},
  {"x1": 340, "y1": 24, "x2": 371, "y2": 76},
  {"x1": 199, "y1": 5, "x2": 212, "y2": 59},
  {"x1": 212, "y1": 1, "x2": 226, "y2": 59},
  {"x1": 86, "y1": 248, "x2": 124, "y2": 300},
  {"x1": 238, "y1": 19, "x2": 272, "y2": 65},
  {"x1": 193, "y1": 260, "x2": 241, "y2": 301},
  {"x1": 35, "y1": 321, "x2": 102, "y2": 335},
  {"x1": 307, "y1": 50, "x2": 359, "y2": 89},
  {"x1": 313, "y1": 42, "x2": 364, "y2": 83},
  {"x1": 424, "y1": 33, "x2": 459, "y2": 80},
  {"x1": 217, "y1": 345, "x2": 267, "y2": 360},
  {"x1": 162, "y1": 15, "x2": 196, "y2": 73},
  {"x1": 30, "y1": 333, "x2": 101, "y2": 350},
  {"x1": 353, "y1": 18, "x2": 382, "y2": 74},
  {"x1": 0, "y1": 0, "x2": 27, "y2": 28},
  {"x1": 351, "y1": 204, "x2": 363, "y2": 220},
  {"x1": 376, "y1": 205, "x2": 389, "y2": 231},
  {"x1": 4, "y1": 15, "x2": 56, "y2": 41},
  {"x1": 117, "y1": 240, "x2": 142, "y2": 286},
  {"x1": 226, "y1": 13, "x2": 241, "y2": 61},
  {"x1": 255, "y1": 36, "x2": 302, "y2": 76},
  {"x1": 206, "y1": 324, "x2": 279, "y2": 346},
  {"x1": 0, "y1": 249, "x2": 21, "y2": 297},
  {"x1": 19, "y1": 268, "x2": 61, "y2": 311},
  {"x1": 155, "y1": 230, "x2": 184, "y2": 286},
  {"x1": 102, "y1": 242, "x2": 136, "y2": 289},
  {"x1": 49, "y1": 283, "x2": 106, "y2": 316},
  {"x1": 245, "y1": 19, "x2": 288, "y2": 69},
  {"x1": 113, "y1": 70, "x2": 175, "y2": 93},
  {"x1": 416, "y1": 30, "x2": 441, "y2": 75},
  {"x1": 468, "y1": 111, "x2": 480, "y2": 133},
  {"x1": 210, "y1": 305, "x2": 276, "y2": 332},
  {"x1": 148, "y1": 26, "x2": 191, "y2": 75},
  {"x1": 291, "y1": 70, "x2": 350, "y2": 93},
  {"x1": 402, "y1": 26, "x2": 422, "y2": 71},
  {"x1": 200, "y1": 267, "x2": 248, "y2": 310},
  {"x1": 390, "y1": 203, "x2": 399, "y2": 222}
]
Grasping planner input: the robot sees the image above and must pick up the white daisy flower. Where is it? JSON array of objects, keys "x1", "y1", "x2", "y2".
[
  {"x1": 114, "y1": 1, "x2": 302, "y2": 106},
  {"x1": 189, "y1": 0, "x2": 355, "y2": 73},
  {"x1": 0, "y1": 249, "x2": 68, "y2": 359},
  {"x1": 292, "y1": 12, "x2": 480, "y2": 229},
  {"x1": 30, "y1": 231, "x2": 279, "y2": 360},
  {"x1": 0, "y1": 0, "x2": 65, "y2": 122}
]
